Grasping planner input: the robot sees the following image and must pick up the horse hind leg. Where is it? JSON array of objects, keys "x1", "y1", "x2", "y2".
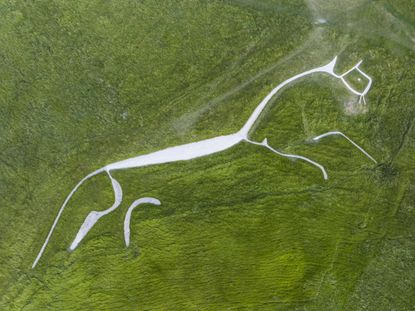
[
  {"x1": 70, "y1": 170, "x2": 123, "y2": 251},
  {"x1": 124, "y1": 197, "x2": 161, "y2": 247}
]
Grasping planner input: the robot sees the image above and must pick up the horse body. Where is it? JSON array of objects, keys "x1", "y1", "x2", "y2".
[{"x1": 105, "y1": 133, "x2": 243, "y2": 171}]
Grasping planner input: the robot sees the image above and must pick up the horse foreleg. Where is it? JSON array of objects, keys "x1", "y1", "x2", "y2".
[
  {"x1": 245, "y1": 138, "x2": 328, "y2": 180},
  {"x1": 313, "y1": 131, "x2": 377, "y2": 164}
]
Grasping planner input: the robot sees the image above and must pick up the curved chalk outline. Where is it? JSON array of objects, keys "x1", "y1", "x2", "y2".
[
  {"x1": 69, "y1": 170, "x2": 123, "y2": 251},
  {"x1": 313, "y1": 131, "x2": 377, "y2": 164},
  {"x1": 336, "y1": 60, "x2": 373, "y2": 105},
  {"x1": 245, "y1": 138, "x2": 328, "y2": 180},
  {"x1": 124, "y1": 198, "x2": 161, "y2": 247},
  {"x1": 32, "y1": 56, "x2": 375, "y2": 268},
  {"x1": 31, "y1": 168, "x2": 104, "y2": 268}
]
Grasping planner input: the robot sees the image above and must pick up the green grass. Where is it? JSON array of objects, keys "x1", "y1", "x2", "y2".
[{"x1": 1, "y1": 0, "x2": 414, "y2": 310}]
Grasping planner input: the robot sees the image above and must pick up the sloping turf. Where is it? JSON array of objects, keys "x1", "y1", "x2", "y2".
[{"x1": 0, "y1": 0, "x2": 414, "y2": 309}]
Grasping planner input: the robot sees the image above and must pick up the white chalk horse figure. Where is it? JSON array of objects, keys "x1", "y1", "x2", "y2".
[{"x1": 32, "y1": 56, "x2": 377, "y2": 268}]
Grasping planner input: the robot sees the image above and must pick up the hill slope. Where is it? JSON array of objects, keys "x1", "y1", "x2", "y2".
[{"x1": 0, "y1": 0, "x2": 414, "y2": 309}]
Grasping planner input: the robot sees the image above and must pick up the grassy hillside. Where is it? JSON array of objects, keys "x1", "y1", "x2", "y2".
[{"x1": 0, "y1": 0, "x2": 414, "y2": 310}]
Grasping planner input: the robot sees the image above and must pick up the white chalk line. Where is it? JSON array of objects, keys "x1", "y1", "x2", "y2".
[
  {"x1": 313, "y1": 131, "x2": 377, "y2": 164},
  {"x1": 32, "y1": 56, "x2": 376, "y2": 268},
  {"x1": 124, "y1": 198, "x2": 161, "y2": 247},
  {"x1": 245, "y1": 138, "x2": 328, "y2": 180},
  {"x1": 337, "y1": 60, "x2": 372, "y2": 105},
  {"x1": 69, "y1": 170, "x2": 123, "y2": 251},
  {"x1": 31, "y1": 168, "x2": 104, "y2": 269}
]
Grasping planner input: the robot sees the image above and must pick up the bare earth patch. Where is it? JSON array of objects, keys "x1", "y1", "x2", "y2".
[{"x1": 344, "y1": 99, "x2": 368, "y2": 115}]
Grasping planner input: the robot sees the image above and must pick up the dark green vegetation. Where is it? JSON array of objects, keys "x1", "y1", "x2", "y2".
[{"x1": 1, "y1": 0, "x2": 414, "y2": 309}]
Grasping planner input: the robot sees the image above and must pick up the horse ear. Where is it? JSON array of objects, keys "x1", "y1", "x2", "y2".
[{"x1": 326, "y1": 56, "x2": 338, "y2": 72}]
